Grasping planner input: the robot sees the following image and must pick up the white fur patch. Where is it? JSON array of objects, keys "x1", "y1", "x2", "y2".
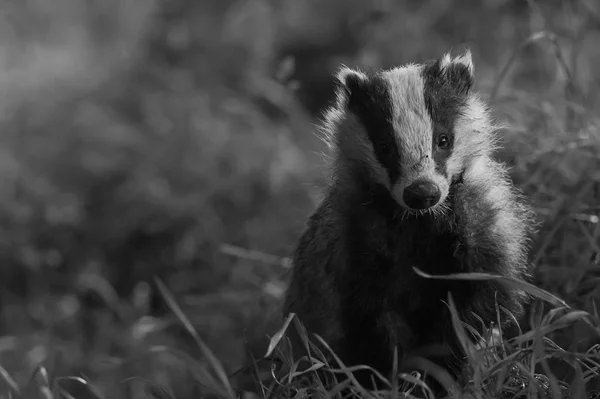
[
  {"x1": 464, "y1": 156, "x2": 529, "y2": 273},
  {"x1": 446, "y1": 95, "x2": 497, "y2": 178}
]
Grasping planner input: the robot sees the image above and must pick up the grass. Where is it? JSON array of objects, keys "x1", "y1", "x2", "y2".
[{"x1": 1, "y1": 0, "x2": 600, "y2": 398}]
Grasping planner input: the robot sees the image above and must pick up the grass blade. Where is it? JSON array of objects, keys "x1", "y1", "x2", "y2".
[
  {"x1": 0, "y1": 364, "x2": 21, "y2": 397},
  {"x1": 265, "y1": 312, "x2": 295, "y2": 358},
  {"x1": 154, "y1": 277, "x2": 235, "y2": 399},
  {"x1": 413, "y1": 267, "x2": 569, "y2": 307},
  {"x1": 121, "y1": 377, "x2": 176, "y2": 399}
]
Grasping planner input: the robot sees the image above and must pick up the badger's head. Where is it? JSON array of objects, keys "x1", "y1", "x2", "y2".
[{"x1": 322, "y1": 50, "x2": 497, "y2": 214}]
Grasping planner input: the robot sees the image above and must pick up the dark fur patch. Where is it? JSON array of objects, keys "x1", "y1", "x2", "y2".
[
  {"x1": 421, "y1": 60, "x2": 474, "y2": 177},
  {"x1": 344, "y1": 73, "x2": 400, "y2": 183}
]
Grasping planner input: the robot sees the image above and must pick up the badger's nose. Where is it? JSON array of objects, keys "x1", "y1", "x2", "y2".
[{"x1": 403, "y1": 180, "x2": 441, "y2": 210}]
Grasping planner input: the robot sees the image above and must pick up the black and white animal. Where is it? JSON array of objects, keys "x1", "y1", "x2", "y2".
[{"x1": 282, "y1": 50, "x2": 535, "y2": 392}]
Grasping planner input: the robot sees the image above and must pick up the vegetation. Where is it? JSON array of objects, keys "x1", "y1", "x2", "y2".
[{"x1": 0, "y1": 0, "x2": 599, "y2": 397}]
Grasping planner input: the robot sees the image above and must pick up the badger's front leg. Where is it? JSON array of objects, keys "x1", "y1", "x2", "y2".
[{"x1": 450, "y1": 155, "x2": 534, "y2": 323}]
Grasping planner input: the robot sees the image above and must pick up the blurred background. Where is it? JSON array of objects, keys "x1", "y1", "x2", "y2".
[{"x1": 0, "y1": 0, "x2": 599, "y2": 397}]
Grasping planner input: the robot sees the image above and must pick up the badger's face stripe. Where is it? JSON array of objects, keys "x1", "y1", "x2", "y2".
[
  {"x1": 421, "y1": 60, "x2": 473, "y2": 180},
  {"x1": 345, "y1": 73, "x2": 400, "y2": 183}
]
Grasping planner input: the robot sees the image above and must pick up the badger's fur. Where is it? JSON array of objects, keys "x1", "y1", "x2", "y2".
[{"x1": 282, "y1": 51, "x2": 535, "y2": 391}]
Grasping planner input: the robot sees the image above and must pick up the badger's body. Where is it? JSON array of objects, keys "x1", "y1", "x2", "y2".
[{"x1": 282, "y1": 51, "x2": 535, "y2": 390}]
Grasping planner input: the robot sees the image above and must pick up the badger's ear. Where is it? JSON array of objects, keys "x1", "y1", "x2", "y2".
[
  {"x1": 334, "y1": 66, "x2": 369, "y2": 105},
  {"x1": 440, "y1": 50, "x2": 475, "y2": 95}
]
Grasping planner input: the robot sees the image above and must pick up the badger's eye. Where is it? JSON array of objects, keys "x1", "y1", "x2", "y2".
[{"x1": 437, "y1": 134, "x2": 451, "y2": 149}]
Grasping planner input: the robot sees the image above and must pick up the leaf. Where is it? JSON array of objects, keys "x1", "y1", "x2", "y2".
[
  {"x1": 288, "y1": 361, "x2": 325, "y2": 380},
  {"x1": 403, "y1": 356, "x2": 461, "y2": 398},
  {"x1": 445, "y1": 293, "x2": 474, "y2": 361},
  {"x1": 265, "y1": 312, "x2": 295, "y2": 358},
  {"x1": 53, "y1": 377, "x2": 104, "y2": 399}
]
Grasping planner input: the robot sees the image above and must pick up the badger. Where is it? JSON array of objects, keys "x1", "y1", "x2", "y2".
[{"x1": 281, "y1": 50, "x2": 535, "y2": 392}]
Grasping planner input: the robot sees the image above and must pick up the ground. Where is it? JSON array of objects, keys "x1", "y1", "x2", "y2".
[{"x1": 0, "y1": 0, "x2": 599, "y2": 398}]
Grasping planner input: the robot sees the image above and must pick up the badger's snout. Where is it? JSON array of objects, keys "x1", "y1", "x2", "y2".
[{"x1": 402, "y1": 180, "x2": 441, "y2": 210}]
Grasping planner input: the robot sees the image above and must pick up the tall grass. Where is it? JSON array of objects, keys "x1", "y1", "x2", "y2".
[{"x1": 0, "y1": 0, "x2": 599, "y2": 398}]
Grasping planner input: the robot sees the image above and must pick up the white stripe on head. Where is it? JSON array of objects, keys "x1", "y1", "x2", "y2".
[
  {"x1": 381, "y1": 65, "x2": 433, "y2": 172},
  {"x1": 381, "y1": 66, "x2": 452, "y2": 211}
]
